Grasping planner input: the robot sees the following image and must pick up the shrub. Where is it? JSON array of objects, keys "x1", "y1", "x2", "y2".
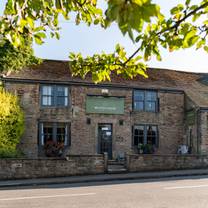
[{"x1": 0, "y1": 89, "x2": 24, "y2": 158}]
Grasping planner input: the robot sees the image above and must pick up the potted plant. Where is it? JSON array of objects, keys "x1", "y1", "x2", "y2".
[
  {"x1": 44, "y1": 139, "x2": 65, "y2": 157},
  {"x1": 138, "y1": 143, "x2": 144, "y2": 154},
  {"x1": 143, "y1": 144, "x2": 155, "y2": 154}
]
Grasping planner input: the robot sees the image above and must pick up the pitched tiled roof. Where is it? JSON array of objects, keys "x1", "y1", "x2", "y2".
[{"x1": 3, "y1": 59, "x2": 208, "y2": 107}]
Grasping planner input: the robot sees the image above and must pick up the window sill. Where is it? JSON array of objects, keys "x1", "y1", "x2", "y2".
[
  {"x1": 40, "y1": 106, "x2": 70, "y2": 109},
  {"x1": 132, "y1": 110, "x2": 158, "y2": 114}
]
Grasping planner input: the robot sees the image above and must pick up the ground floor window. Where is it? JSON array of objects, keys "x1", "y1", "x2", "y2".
[
  {"x1": 39, "y1": 122, "x2": 70, "y2": 157},
  {"x1": 133, "y1": 124, "x2": 158, "y2": 153}
]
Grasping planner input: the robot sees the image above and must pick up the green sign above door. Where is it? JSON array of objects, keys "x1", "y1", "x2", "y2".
[{"x1": 86, "y1": 96, "x2": 124, "y2": 114}]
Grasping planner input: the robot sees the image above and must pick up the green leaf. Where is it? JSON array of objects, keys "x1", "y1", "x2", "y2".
[
  {"x1": 204, "y1": 45, "x2": 208, "y2": 53},
  {"x1": 170, "y1": 4, "x2": 184, "y2": 15},
  {"x1": 34, "y1": 36, "x2": 43, "y2": 45},
  {"x1": 55, "y1": 0, "x2": 63, "y2": 10},
  {"x1": 183, "y1": 29, "x2": 197, "y2": 48},
  {"x1": 185, "y1": 0, "x2": 191, "y2": 6},
  {"x1": 196, "y1": 39, "x2": 205, "y2": 49},
  {"x1": 192, "y1": 12, "x2": 201, "y2": 22},
  {"x1": 189, "y1": 5, "x2": 198, "y2": 11},
  {"x1": 203, "y1": 20, "x2": 208, "y2": 25},
  {"x1": 94, "y1": 19, "x2": 100, "y2": 25},
  {"x1": 170, "y1": 6, "x2": 179, "y2": 15},
  {"x1": 55, "y1": 32, "x2": 60, "y2": 40},
  {"x1": 132, "y1": 0, "x2": 145, "y2": 6},
  {"x1": 4, "y1": 0, "x2": 15, "y2": 15},
  {"x1": 34, "y1": 26, "x2": 45, "y2": 32},
  {"x1": 177, "y1": 4, "x2": 184, "y2": 11},
  {"x1": 35, "y1": 32, "x2": 46, "y2": 39}
]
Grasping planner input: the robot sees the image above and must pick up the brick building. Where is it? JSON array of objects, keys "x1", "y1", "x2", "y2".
[{"x1": 1, "y1": 60, "x2": 208, "y2": 159}]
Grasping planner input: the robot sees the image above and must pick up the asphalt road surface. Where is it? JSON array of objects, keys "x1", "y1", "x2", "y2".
[{"x1": 1, "y1": 175, "x2": 208, "y2": 208}]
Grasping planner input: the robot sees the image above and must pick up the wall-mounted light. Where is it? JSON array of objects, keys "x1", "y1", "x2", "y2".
[
  {"x1": 119, "y1": 120, "x2": 124, "y2": 126},
  {"x1": 101, "y1": 89, "x2": 109, "y2": 94},
  {"x1": 86, "y1": 118, "x2": 91, "y2": 125}
]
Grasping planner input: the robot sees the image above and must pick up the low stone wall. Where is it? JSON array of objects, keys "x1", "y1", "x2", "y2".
[
  {"x1": 126, "y1": 154, "x2": 208, "y2": 172},
  {"x1": 0, "y1": 155, "x2": 104, "y2": 180}
]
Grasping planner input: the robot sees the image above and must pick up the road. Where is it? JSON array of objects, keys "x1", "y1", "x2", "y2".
[{"x1": 1, "y1": 175, "x2": 208, "y2": 208}]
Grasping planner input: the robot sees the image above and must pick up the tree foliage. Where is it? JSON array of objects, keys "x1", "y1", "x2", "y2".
[
  {"x1": 1, "y1": 0, "x2": 208, "y2": 82},
  {"x1": 0, "y1": 39, "x2": 41, "y2": 73},
  {"x1": 0, "y1": 89, "x2": 24, "y2": 158}
]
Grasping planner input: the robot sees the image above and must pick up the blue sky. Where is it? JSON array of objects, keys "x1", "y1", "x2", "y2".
[{"x1": 0, "y1": 0, "x2": 207, "y2": 73}]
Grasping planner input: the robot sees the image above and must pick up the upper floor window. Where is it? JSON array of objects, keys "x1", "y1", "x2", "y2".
[
  {"x1": 133, "y1": 90, "x2": 157, "y2": 112},
  {"x1": 41, "y1": 85, "x2": 69, "y2": 107}
]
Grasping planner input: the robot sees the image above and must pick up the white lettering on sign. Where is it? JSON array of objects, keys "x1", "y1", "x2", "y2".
[
  {"x1": 102, "y1": 127, "x2": 109, "y2": 130},
  {"x1": 94, "y1": 106, "x2": 116, "y2": 110}
]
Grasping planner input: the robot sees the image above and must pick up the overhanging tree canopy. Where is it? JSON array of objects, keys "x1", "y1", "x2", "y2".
[{"x1": 1, "y1": 0, "x2": 208, "y2": 82}]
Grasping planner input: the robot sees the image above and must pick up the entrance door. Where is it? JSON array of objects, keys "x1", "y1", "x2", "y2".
[{"x1": 98, "y1": 124, "x2": 112, "y2": 159}]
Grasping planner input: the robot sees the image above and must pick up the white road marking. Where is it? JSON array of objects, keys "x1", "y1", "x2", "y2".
[
  {"x1": 164, "y1": 184, "x2": 208, "y2": 190},
  {"x1": 0, "y1": 193, "x2": 96, "y2": 201}
]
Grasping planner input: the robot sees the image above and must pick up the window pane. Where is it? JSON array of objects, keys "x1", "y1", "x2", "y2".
[
  {"x1": 65, "y1": 97, "x2": 68, "y2": 106},
  {"x1": 134, "y1": 128, "x2": 139, "y2": 136},
  {"x1": 41, "y1": 86, "x2": 69, "y2": 107},
  {"x1": 146, "y1": 91, "x2": 156, "y2": 101},
  {"x1": 147, "y1": 125, "x2": 157, "y2": 145},
  {"x1": 57, "y1": 129, "x2": 65, "y2": 143},
  {"x1": 134, "y1": 91, "x2": 144, "y2": 100},
  {"x1": 56, "y1": 87, "x2": 68, "y2": 106},
  {"x1": 42, "y1": 86, "x2": 54, "y2": 106},
  {"x1": 134, "y1": 136, "x2": 139, "y2": 146},
  {"x1": 135, "y1": 125, "x2": 144, "y2": 134},
  {"x1": 134, "y1": 126, "x2": 144, "y2": 145},
  {"x1": 40, "y1": 123, "x2": 44, "y2": 146},
  {"x1": 43, "y1": 123, "x2": 53, "y2": 145},
  {"x1": 57, "y1": 97, "x2": 65, "y2": 106},
  {"x1": 134, "y1": 101, "x2": 144, "y2": 110},
  {"x1": 42, "y1": 96, "x2": 52, "y2": 106},
  {"x1": 138, "y1": 135, "x2": 144, "y2": 144},
  {"x1": 42, "y1": 86, "x2": 52, "y2": 96},
  {"x1": 42, "y1": 96, "x2": 48, "y2": 105},
  {"x1": 56, "y1": 124, "x2": 67, "y2": 146},
  {"x1": 64, "y1": 87, "x2": 68, "y2": 96},
  {"x1": 133, "y1": 90, "x2": 157, "y2": 112},
  {"x1": 146, "y1": 101, "x2": 156, "y2": 112},
  {"x1": 65, "y1": 125, "x2": 68, "y2": 146},
  {"x1": 57, "y1": 86, "x2": 65, "y2": 96}
]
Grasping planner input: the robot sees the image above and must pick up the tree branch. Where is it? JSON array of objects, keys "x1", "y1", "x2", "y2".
[{"x1": 124, "y1": 1, "x2": 208, "y2": 65}]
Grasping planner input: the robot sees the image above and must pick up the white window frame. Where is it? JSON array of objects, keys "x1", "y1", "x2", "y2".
[{"x1": 40, "y1": 85, "x2": 69, "y2": 107}]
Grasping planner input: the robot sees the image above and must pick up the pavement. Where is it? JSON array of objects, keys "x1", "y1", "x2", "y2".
[{"x1": 1, "y1": 168, "x2": 208, "y2": 188}]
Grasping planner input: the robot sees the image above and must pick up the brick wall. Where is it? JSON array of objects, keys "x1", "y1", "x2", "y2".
[
  {"x1": 132, "y1": 92, "x2": 184, "y2": 154},
  {"x1": 0, "y1": 155, "x2": 104, "y2": 180},
  {"x1": 127, "y1": 154, "x2": 208, "y2": 172},
  {"x1": 200, "y1": 111, "x2": 208, "y2": 154},
  {"x1": 4, "y1": 82, "x2": 185, "y2": 158}
]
